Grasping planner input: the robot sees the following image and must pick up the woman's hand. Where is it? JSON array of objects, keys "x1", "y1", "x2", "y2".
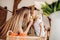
[
  {"x1": 24, "y1": 16, "x2": 33, "y2": 34},
  {"x1": 30, "y1": 16, "x2": 33, "y2": 22}
]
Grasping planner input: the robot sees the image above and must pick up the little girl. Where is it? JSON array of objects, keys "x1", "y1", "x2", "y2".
[
  {"x1": 34, "y1": 10, "x2": 45, "y2": 37},
  {"x1": 16, "y1": 7, "x2": 33, "y2": 36}
]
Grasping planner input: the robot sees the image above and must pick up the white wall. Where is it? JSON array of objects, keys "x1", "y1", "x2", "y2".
[
  {"x1": 49, "y1": 11, "x2": 60, "y2": 40},
  {"x1": 0, "y1": 0, "x2": 14, "y2": 21},
  {"x1": 18, "y1": 0, "x2": 44, "y2": 8},
  {"x1": 0, "y1": 0, "x2": 44, "y2": 21}
]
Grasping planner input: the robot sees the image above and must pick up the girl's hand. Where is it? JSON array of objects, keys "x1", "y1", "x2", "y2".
[
  {"x1": 24, "y1": 16, "x2": 33, "y2": 34},
  {"x1": 30, "y1": 16, "x2": 33, "y2": 22}
]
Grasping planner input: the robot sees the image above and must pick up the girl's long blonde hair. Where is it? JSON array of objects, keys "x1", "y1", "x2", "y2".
[{"x1": 0, "y1": 7, "x2": 30, "y2": 39}]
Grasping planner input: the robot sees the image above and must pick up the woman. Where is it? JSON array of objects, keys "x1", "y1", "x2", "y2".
[{"x1": 0, "y1": 7, "x2": 33, "y2": 39}]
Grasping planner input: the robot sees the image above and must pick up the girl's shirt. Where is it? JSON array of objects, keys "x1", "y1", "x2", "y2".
[
  {"x1": 34, "y1": 10, "x2": 45, "y2": 37},
  {"x1": 34, "y1": 16, "x2": 42, "y2": 36}
]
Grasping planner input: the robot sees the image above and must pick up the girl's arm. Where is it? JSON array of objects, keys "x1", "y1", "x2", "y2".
[
  {"x1": 18, "y1": 10, "x2": 27, "y2": 33},
  {"x1": 24, "y1": 18, "x2": 33, "y2": 34},
  {"x1": 18, "y1": 10, "x2": 29, "y2": 33},
  {"x1": 39, "y1": 22, "x2": 42, "y2": 36}
]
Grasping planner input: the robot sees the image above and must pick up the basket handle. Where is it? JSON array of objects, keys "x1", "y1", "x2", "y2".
[{"x1": 7, "y1": 30, "x2": 13, "y2": 36}]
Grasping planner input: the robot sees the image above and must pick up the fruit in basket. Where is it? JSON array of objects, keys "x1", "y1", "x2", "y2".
[
  {"x1": 10, "y1": 32, "x2": 17, "y2": 36},
  {"x1": 19, "y1": 33, "x2": 27, "y2": 36}
]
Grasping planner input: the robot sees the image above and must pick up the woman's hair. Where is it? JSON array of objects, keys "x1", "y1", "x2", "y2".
[{"x1": 0, "y1": 7, "x2": 31, "y2": 39}]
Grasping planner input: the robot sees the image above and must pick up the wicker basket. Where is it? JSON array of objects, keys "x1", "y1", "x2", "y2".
[{"x1": 6, "y1": 31, "x2": 47, "y2": 40}]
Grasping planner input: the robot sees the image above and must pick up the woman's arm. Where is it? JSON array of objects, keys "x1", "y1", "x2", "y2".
[{"x1": 24, "y1": 18, "x2": 33, "y2": 34}]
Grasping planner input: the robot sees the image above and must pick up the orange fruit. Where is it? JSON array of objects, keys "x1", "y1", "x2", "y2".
[
  {"x1": 19, "y1": 33, "x2": 27, "y2": 36},
  {"x1": 10, "y1": 33, "x2": 17, "y2": 36}
]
